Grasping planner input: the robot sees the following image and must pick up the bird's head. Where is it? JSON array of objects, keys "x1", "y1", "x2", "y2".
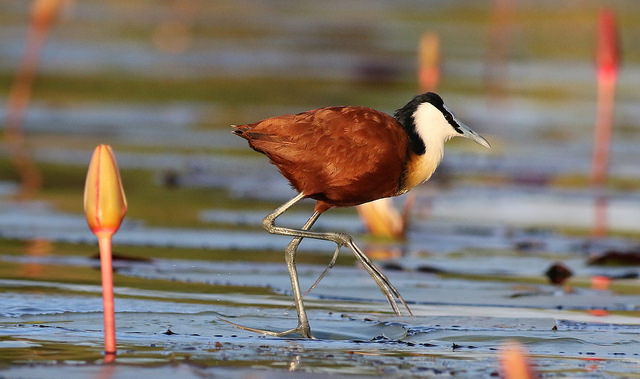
[{"x1": 394, "y1": 92, "x2": 490, "y2": 155}]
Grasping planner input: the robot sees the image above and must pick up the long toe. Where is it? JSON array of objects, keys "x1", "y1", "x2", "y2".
[
  {"x1": 347, "y1": 241, "x2": 413, "y2": 317},
  {"x1": 218, "y1": 317, "x2": 314, "y2": 339}
]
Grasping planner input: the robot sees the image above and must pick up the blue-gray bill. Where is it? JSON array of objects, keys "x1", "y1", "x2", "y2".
[{"x1": 458, "y1": 122, "x2": 491, "y2": 149}]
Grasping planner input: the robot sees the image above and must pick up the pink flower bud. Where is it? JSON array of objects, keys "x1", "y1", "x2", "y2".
[{"x1": 83, "y1": 145, "x2": 127, "y2": 237}]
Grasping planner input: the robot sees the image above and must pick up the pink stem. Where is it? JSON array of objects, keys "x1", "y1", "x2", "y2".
[
  {"x1": 590, "y1": 75, "x2": 616, "y2": 187},
  {"x1": 590, "y1": 75, "x2": 616, "y2": 238},
  {"x1": 98, "y1": 234, "x2": 116, "y2": 355},
  {"x1": 593, "y1": 195, "x2": 608, "y2": 238}
]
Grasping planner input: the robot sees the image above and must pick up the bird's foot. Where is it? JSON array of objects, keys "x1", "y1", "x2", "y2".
[{"x1": 218, "y1": 317, "x2": 315, "y2": 339}]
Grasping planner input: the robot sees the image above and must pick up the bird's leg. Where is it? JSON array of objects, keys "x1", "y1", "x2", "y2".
[
  {"x1": 284, "y1": 211, "x2": 336, "y2": 300},
  {"x1": 300, "y1": 240, "x2": 410, "y2": 316},
  {"x1": 261, "y1": 194, "x2": 412, "y2": 319},
  {"x1": 220, "y1": 221, "x2": 318, "y2": 338},
  {"x1": 224, "y1": 193, "x2": 412, "y2": 338},
  {"x1": 283, "y1": 216, "x2": 340, "y2": 304},
  {"x1": 301, "y1": 244, "x2": 340, "y2": 299},
  {"x1": 279, "y1": 210, "x2": 321, "y2": 338},
  {"x1": 221, "y1": 193, "x2": 320, "y2": 338},
  {"x1": 345, "y1": 239, "x2": 414, "y2": 317}
]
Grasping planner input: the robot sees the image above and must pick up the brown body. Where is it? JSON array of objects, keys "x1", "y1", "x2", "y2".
[{"x1": 233, "y1": 106, "x2": 410, "y2": 213}]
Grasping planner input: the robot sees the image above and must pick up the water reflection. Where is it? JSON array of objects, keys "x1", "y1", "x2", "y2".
[
  {"x1": 3, "y1": 0, "x2": 67, "y2": 199},
  {"x1": 20, "y1": 238, "x2": 52, "y2": 277},
  {"x1": 485, "y1": 0, "x2": 515, "y2": 101},
  {"x1": 364, "y1": 245, "x2": 403, "y2": 261},
  {"x1": 97, "y1": 356, "x2": 115, "y2": 379},
  {"x1": 288, "y1": 355, "x2": 300, "y2": 372},
  {"x1": 592, "y1": 193, "x2": 609, "y2": 238}
]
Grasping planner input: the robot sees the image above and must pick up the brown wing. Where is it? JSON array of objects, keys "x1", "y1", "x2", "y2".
[{"x1": 233, "y1": 106, "x2": 408, "y2": 210}]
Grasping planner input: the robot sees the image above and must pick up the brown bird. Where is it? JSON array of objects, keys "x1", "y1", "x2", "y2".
[{"x1": 230, "y1": 92, "x2": 490, "y2": 338}]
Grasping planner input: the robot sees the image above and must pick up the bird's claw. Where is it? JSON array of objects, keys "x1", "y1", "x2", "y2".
[{"x1": 218, "y1": 317, "x2": 315, "y2": 339}]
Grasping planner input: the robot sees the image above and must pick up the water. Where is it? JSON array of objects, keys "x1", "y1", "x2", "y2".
[
  {"x1": 2, "y1": 278, "x2": 640, "y2": 376},
  {"x1": 1, "y1": 225, "x2": 640, "y2": 377}
]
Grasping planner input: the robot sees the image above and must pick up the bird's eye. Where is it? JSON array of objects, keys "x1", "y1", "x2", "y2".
[{"x1": 444, "y1": 113, "x2": 453, "y2": 123}]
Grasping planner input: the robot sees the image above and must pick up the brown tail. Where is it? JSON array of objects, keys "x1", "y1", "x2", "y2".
[
  {"x1": 231, "y1": 124, "x2": 281, "y2": 144},
  {"x1": 231, "y1": 124, "x2": 249, "y2": 138}
]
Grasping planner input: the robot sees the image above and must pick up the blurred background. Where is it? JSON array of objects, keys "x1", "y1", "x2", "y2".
[
  {"x1": 1, "y1": 1, "x2": 640, "y2": 375},
  {"x1": 1, "y1": 0, "x2": 639, "y2": 239}
]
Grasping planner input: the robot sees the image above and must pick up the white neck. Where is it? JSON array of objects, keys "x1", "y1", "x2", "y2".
[
  {"x1": 400, "y1": 102, "x2": 455, "y2": 192},
  {"x1": 413, "y1": 102, "x2": 458, "y2": 147}
]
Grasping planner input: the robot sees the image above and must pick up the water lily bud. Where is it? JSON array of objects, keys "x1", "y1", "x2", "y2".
[
  {"x1": 596, "y1": 8, "x2": 619, "y2": 81},
  {"x1": 83, "y1": 145, "x2": 127, "y2": 237},
  {"x1": 499, "y1": 341, "x2": 538, "y2": 379},
  {"x1": 31, "y1": 0, "x2": 64, "y2": 29}
]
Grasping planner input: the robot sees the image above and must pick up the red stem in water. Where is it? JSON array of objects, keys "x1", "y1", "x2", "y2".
[{"x1": 98, "y1": 234, "x2": 116, "y2": 355}]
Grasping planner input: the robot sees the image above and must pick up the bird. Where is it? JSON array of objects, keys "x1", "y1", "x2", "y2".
[{"x1": 229, "y1": 92, "x2": 490, "y2": 338}]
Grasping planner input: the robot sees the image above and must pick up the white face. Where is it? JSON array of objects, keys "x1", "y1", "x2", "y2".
[{"x1": 411, "y1": 102, "x2": 460, "y2": 146}]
